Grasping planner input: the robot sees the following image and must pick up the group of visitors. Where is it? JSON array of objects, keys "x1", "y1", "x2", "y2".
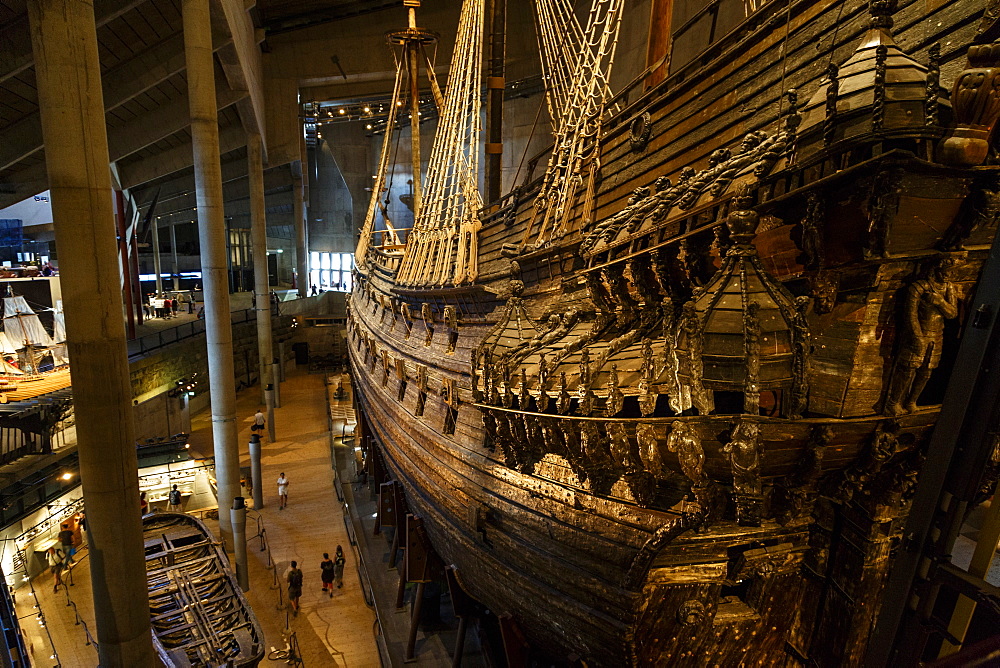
[
  {"x1": 146, "y1": 293, "x2": 183, "y2": 319},
  {"x1": 285, "y1": 547, "x2": 346, "y2": 616}
]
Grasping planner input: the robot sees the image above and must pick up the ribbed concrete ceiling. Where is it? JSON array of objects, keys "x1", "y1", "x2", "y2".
[{"x1": 256, "y1": 0, "x2": 401, "y2": 35}]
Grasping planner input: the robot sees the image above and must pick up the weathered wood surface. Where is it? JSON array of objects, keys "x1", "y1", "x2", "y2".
[{"x1": 348, "y1": 0, "x2": 996, "y2": 665}]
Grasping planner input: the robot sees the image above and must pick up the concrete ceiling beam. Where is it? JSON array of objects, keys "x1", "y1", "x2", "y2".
[
  {"x1": 211, "y1": 0, "x2": 267, "y2": 151},
  {"x1": 0, "y1": 161, "x2": 48, "y2": 210},
  {"x1": 118, "y1": 124, "x2": 249, "y2": 190},
  {"x1": 146, "y1": 177, "x2": 293, "y2": 219},
  {"x1": 0, "y1": 0, "x2": 149, "y2": 85},
  {"x1": 108, "y1": 86, "x2": 248, "y2": 163},
  {"x1": 0, "y1": 28, "x2": 233, "y2": 173},
  {"x1": 131, "y1": 158, "x2": 292, "y2": 210}
]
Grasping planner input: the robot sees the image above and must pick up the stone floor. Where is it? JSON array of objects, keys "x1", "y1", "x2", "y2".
[{"x1": 18, "y1": 366, "x2": 382, "y2": 667}]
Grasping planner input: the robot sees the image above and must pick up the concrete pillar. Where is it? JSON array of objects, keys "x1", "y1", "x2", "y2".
[
  {"x1": 151, "y1": 215, "x2": 163, "y2": 294},
  {"x1": 249, "y1": 434, "x2": 264, "y2": 509},
  {"x1": 170, "y1": 223, "x2": 180, "y2": 291},
  {"x1": 27, "y1": 1, "x2": 155, "y2": 664},
  {"x1": 248, "y1": 135, "x2": 275, "y2": 440},
  {"x1": 183, "y1": 0, "x2": 240, "y2": 550},
  {"x1": 231, "y1": 497, "x2": 249, "y2": 591},
  {"x1": 294, "y1": 173, "x2": 308, "y2": 297}
]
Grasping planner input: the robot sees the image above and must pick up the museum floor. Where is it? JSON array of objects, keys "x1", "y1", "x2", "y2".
[{"x1": 16, "y1": 368, "x2": 381, "y2": 667}]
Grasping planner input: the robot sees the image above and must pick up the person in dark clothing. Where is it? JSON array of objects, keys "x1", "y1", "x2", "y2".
[
  {"x1": 334, "y1": 545, "x2": 346, "y2": 589},
  {"x1": 287, "y1": 561, "x2": 303, "y2": 616},
  {"x1": 321, "y1": 553, "x2": 335, "y2": 597},
  {"x1": 168, "y1": 485, "x2": 183, "y2": 512},
  {"x1": 58, "y1": 523, "x2": 76, "y2": 565}
]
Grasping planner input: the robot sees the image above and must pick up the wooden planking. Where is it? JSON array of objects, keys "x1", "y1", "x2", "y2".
[{"x1": 591, "y1": 0, "x2": 982, "y2": 218}]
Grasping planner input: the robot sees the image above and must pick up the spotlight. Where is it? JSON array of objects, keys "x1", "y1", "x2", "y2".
[
  {"x1": 366, "y1": 124, "x2": 373, "y2": 130},
  {"x1": 61, "y1": 473, "x2": 73, "y2": 481},
  {"x1": 363, "y1": 106, "x2": 370, "y2": 113},
  {"x1": 339, "y1": 108, "x2": 346, "y2": 115}
]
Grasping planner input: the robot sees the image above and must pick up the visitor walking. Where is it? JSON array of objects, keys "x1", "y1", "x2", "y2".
[
  {"x1": 48, "y1": 547, "x2": 64, "y2": 593},
  {"x1": 334, "y1": 545, "x2": 345, "y2": 589},
  {"x1": 287, "y1": 561, "x2": 303, "y2": 616},
  {"x1": 277, "y1": 472, "x2": 289, "y2": 509},
  {"x1": 252, "y1": 408, "x2": 266, "y2": 434},
  {"x1": 168, "y1": 485, "x2": 183, "y2": 512},
  {"x1": 58, "y1": 523, "x2": 76, "y2": 565},
  {"x1": 140, "y1": 490, "x2": 149, "y2": 515},
  {"x1": 320, "y1": 553, "x2": 335, "y2": 597}
]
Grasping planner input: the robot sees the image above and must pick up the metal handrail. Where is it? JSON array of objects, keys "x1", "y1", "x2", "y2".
[
  {"x1": 58, "y1": 552, "x2": 99, "y2": 656},
  {"x1": 18, "y1": 548, "x2": 65, "y2": 666},
  {"x1": 245, "y1": 510, "x2": 284, "y2": 612},
  {"x1": 127, "y1": 307, "x2": 270, "y2": 359}
]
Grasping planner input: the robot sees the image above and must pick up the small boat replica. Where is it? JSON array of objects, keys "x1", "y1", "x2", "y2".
[{"x1": 142, "y1": 512, "x2": 264, "y2": 667}]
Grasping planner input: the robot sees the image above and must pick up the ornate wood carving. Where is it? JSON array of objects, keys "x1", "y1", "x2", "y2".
[
  {"x1": 679, "y1": 301, "x2": 714, "y2": 415},
  {"x1": 938, "y1": 43, "x2": 1000, "y2": 166},
  {"x1": 415, "y1": 364, "x2": 427, "y2": 417},
  {"x1": 605, "y1": 364, "x2": 624, "y2": 417},
  {"x1": 742, "y1": 300, "x2": 762, "y2": 415},
  {"x1": 422, "y1": 303, "x2": 435, "y2": 345},
  {"x1": 823, "y1": 63, "x2": 839, "y2": 147},
  {"x1": 872, "y1": 45, "x2": 888, "y2": 133},
  {"x1": 789, "y1": 296, "x2": 812, "y2": 419},
  {"x1": 925, "y1": 43, "x2": 940, "y2": 127},
  {"x1": 636, "y1": 423, "x2": 664, "y2": 476},
  {"x1": 724, "y1": 420, "x2": 763, "y2": 526},
  {"x1": 885, "y1": 253, "x2": 963, "y2": 415},
  {"x1": 775, "y1": 425, "x2": 832, "y2": 524},
  {"x1": 667, "y1": 420, "x2": 705, "y2": 487},
  {"x1": 629, "y1": 112, "x2": 652, "y2": 152}
]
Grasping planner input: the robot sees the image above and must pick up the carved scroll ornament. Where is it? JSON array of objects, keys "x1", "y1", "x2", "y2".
[{"x1": 938, "y1": 43, "x2": 1000, "y2": 166}]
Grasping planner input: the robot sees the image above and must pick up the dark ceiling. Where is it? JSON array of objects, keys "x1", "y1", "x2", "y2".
[{"x1": 255, "y1": 0, "x2": 401, "y2": 35}]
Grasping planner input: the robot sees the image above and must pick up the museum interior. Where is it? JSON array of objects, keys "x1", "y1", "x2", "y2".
[{"x1": 0, "y1": 0, "x2": 998, "y2": 666}]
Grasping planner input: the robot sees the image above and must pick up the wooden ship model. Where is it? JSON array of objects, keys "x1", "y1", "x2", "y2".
[
  {"x1": 142, "y1": 512, "x2": 264, "y2": 667},
  {"x1": 347, "y1": 0, "x2": 1000, "y2": 665}
]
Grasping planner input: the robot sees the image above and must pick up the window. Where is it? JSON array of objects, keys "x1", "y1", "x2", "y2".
[{"x1": 308, "y1": 252, "x2": 355, "y2": 292}]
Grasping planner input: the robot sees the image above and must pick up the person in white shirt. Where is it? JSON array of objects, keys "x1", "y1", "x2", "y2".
[
  {"x1": 252, "y1": 409, "x2": 266, "y2": 436},
  {"x1": 277, "y1": 473, "x2": 289, "y2": 509}
]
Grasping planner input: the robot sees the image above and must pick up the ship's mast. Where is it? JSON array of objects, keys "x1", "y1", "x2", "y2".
[
  {"x1": 406, "y1": 1, "x2": 424, "y2": 219},
  {"x1": 485, "y1": 0, "x2": 506, "y2": 203},
  {"x1": 388, "y1": 1, "x2": 437, "y2": 228}
]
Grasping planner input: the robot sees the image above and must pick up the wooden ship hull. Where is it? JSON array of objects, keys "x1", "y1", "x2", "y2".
[
  {"x1": 348, "y1": 1, "x2": 1000, "y2": 665},
  {"x1": 142, "y1": 512, "x2": 264, "y2": 668}
]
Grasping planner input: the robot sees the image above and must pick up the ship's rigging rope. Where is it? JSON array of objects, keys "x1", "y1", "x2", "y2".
[
  {"x1": 524, "y1": 0, "x2": 625, "y2": 248},
  {"x1": 356, "y1": 53, "x2": 407, "y2": 269},
  {"x1": 397, "y1": 0, "x2": 485, "y2": 287}
]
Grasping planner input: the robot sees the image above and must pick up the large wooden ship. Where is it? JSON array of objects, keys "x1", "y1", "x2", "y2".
[{"x1": 347, "y1": 0, "x2": 1000, "y2": 665}]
